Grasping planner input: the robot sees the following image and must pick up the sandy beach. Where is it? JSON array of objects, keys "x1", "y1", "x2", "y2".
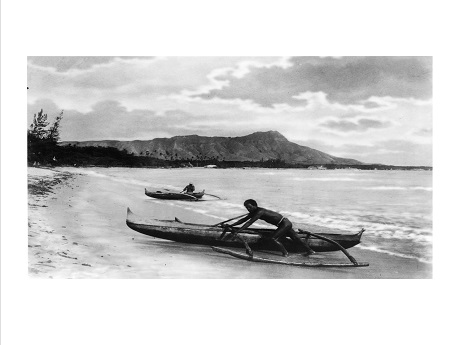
[{"x1": 27, "y1": 167, "x2": 432, "y2": 279}]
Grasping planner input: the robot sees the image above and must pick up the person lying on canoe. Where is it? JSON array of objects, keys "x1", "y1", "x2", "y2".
[
  {"x1": 224, "y1": 199, "x2": 315, "y2": 257},
  {"x1": 181, "y1": 183, "x2": 195, "y2": 194}
]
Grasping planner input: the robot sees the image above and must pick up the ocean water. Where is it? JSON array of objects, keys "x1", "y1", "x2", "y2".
[{"x1": 68, "y1": 167, "x2": 433, "y2": 264}]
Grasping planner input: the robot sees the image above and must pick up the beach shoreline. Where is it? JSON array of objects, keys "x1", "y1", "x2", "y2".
[{"x1": 28, "y1": 167, "x2": 432, "y2": 278}]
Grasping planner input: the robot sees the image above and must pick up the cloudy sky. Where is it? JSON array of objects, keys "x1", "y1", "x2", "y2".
[{"x1": 27, "y1": 56, "x2": 432, "y2": 166}]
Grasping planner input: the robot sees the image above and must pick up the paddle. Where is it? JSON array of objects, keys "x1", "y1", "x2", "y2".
[{"x1": 212, "y1": 213, "x2": 249, "y2": 227}]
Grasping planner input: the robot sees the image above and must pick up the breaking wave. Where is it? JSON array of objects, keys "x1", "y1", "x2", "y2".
[
  {"x1": 357, "y1": 245, "x2": 432, "y2": 264},
  {"x1": 363, "y1": 186, "x2": 432, "y2": 191},
  {"x1": 291, "y1": 177, "x2": 363, "y2": 182},
  {"x1": 281, "y1": 211, "x2": 432, "y2": 243}
]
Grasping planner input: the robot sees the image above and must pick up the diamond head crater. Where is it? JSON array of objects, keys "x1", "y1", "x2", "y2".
[{"x1": 30, "y1": 130, "x2": 430, "y2": 170}]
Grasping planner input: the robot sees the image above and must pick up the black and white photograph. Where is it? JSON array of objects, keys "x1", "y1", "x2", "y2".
[
  {"x1": 2, "y1": 1, "x2": 459, "y2": 345},
  {"x1": 26, "y1": 56, "x2": 432, "y2": 278}
]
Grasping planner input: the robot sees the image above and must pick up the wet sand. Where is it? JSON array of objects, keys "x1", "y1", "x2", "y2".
[{"x1": 28, "y1": 167, "x2": 432, "y2": 278}]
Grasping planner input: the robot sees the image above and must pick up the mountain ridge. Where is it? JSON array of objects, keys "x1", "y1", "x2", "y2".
[{"x1": 61, "y1": 131, "x2": 363, "y2": 165}]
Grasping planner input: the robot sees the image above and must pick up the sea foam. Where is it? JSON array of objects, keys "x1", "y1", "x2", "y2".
[
  {"x1": 357, "y1": 245, "x2": 432, "y2": 264},
  {"x1": 363, "y1": 186, "x2": 432, "y2": 191}
]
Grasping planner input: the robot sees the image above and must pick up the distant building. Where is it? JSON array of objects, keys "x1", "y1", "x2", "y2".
[{"x1": 307, "y1": 165, "x2": 326, "y2": 170}]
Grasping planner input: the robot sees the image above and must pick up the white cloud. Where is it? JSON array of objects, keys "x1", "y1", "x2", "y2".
[{"x1": 193, "y1": 57, "x2": 432, "y2": 108}]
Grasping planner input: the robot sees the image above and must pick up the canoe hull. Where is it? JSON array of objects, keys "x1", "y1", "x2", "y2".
[{"x1": 126, "y1": 208, "x2": 364, "y2": 253}]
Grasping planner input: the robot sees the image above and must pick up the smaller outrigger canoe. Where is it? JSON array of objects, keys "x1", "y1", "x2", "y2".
[{"x1": 145, "y1": 188, "x2": 205, "y2": 200}]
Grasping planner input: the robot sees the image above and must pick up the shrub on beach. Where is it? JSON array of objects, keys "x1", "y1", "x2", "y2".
[{"x1": 28, "y1": 109, "x2": 63, "y2": 166}]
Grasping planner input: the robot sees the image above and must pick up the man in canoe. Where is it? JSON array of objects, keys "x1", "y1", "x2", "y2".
[
  {"x1": 182, "y1": 182, "x2": 195, "y2": 194},
  {"x1": 223, "y1": 199, "x2": 315, "y2": 257}
]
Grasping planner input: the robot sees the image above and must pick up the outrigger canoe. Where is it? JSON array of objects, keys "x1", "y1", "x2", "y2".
[
  {"x1": 145, "y1": 188, "x2": 205, "y2": 200},
  {"x1": 126, "y1": 208, "x2": 365, "y2": 253}
]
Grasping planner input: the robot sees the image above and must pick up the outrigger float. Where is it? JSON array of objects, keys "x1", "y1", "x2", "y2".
[{"x1": 126, "y1": 208, "x2": 369, "y2": 267}]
